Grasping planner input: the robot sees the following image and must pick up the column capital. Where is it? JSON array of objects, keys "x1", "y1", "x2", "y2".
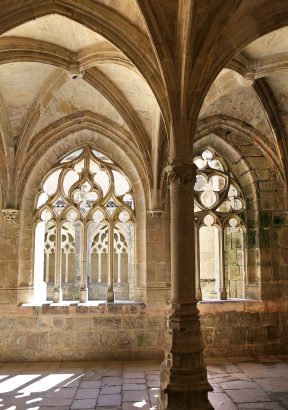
[
  {"x1": 165, "y1": 161, "x2": 197, "y2": 185},
  {"x1": 147, "y1": 210, "x2": 163, "y2": 219},
  {"x1": 1, "y1": 208, "x2": 19, "y2": 224}
]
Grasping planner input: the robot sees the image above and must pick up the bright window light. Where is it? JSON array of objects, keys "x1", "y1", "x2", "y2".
[
  {"x1": 0, "y1": 375, "x2": 40, "y2": 393},
  {"x1": 17, "y1": 374, "x2": 74, "y2": 397}
]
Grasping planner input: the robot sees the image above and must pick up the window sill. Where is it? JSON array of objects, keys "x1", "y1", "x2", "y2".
[
  {"x1": 17, "y1": 300, "x2": 146, "y2": 315},
  {"x1": 198, "y1": 298, "x2": 258, "y2": 304}
]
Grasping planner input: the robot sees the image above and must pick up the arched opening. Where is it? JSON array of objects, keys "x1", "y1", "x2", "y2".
[
  {"x1": 33, "y1": 145, "x2": 135, "y2": 303},
  {"x1": 194, "y1": 147, "x2": 246, "y2": 300}
]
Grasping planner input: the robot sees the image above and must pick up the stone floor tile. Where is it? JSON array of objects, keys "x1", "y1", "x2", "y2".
[
  {"x1": 238, "y1": 363, "x2": 278, "y2": 378},
  {"x1": 225, "y1": 372, "x2": 250, "y2": 381},
  {"x1": 146, "y1": 374, "x2": 159, "y2": 380},
  {"x1": 144, "y1": 369, "x2": 160, "y2": 374},
  {"x1": 70, "y1": 398, "x2": 97, "y2": 409},
  {"x1": 208, "y1": 392, "x2": 238, "y2": 410},
  {"x1": 123, "y1": 383, "x2": 147, "y2": 390},
  {"x1": 219, "y1": 380, "x2": 259, "y2": 389},
  {"x1": 148, "y1": 387, "x2": 160, "y2": 405},
  {"x1": 37, "y1": 407, "x2": 70, "y2": 410},
  {"x1": 75, "y1": 387, "x2": 100, "y2": 399},
  {"x1": 124, "y1": 378, "x2": 146, "y2": 384},
  {"x1": 82, "y1": 370, "x2": 103, "y2": 380},
  {"x1": 122, "y1": 390, "x2": 149, "y2": 402},
  {"x1": 44, "y1": 387, "x2": 77, "y2": 398},
  {"x1": 97, "y1": 394, "x2": 121, "y2": 406},
  {"x1": 210, "y1": 375, "x2": 236, "y2": 383},
  {"x1": 226, "y1": 388, "x2": 273, "y2": 403},
  {"x1": 123, "y1": 372, "x2": 145, "y2": 379},
  {"x1": 238, "y1": 402, "x2": 286, "y2": 409},
  {"x1": 206, "y1": 357, "x2": 233, "y2": 364},
  {"x1": 147, "y1": 380, "x2": 159, "y2": 388},
  {"x1": 207, "y1": 365, "x2": 228, "y2": 374},
  {"x1": 79, "y1": 380, "x2": 101, "y2": 389},
  {"x1": 100, "y1": 385, "x2": 121, "y2": 394},
  {"x1": 41, "y1": 397, "x2": 73, "y2": 406},
  {"x1": 104, "y1": 368, "x2": 122, "y2": 376},
  {"x1": 270, "y1": 392, "x2": 288, "y2": 406},
  {"x1": 95, "y1": 407, "x2": 121, "y2": 410},
  {"x1": 102, "y1": 376, "x2": 123, "y2": 386},
  {"x1": 122, "y1": 402, "x2": 151, "y2": 410},
  {"x1": 1, "y1": 357, "x2": 288, "y2": 409},
  {"x1": 209, "y1": 381, "x2": 223, "y2": 392},
  {"x1": 254, "y1": 377, "x2": 288, "y2": 392}
]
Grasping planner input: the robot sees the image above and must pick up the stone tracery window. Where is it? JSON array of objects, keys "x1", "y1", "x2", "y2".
[
  {"x1": 33, "y1": 146, "x2": 135, "y2": 303},
  {"x1": 194, "y1": 148, "x2": 246, "y2": 300}
]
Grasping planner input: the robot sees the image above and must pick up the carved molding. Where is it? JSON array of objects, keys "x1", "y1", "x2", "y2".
[
  {"x1": 1, "y1": 208, "x2": 19, "y2": 224},
  {"x1": 147, "y1": 210, "x2": 162, "y2": 219},
  {"x1": 165, "y1": 162, "x2": 197, "y2": 185}
]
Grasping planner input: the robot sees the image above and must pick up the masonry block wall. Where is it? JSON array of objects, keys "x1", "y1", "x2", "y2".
[{"x1": 0, "y1": 300, "x2": 287, "y2": 362}]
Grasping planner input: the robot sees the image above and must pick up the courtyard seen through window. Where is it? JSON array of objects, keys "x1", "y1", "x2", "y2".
[
  {"x1": 33, "y1": 145, "x2": 246, "y2": 303},
  {"x1": 194, "y1": 148, "x2": 246, "y2": 300},
  {"x1": 33, "y1": 146, "x2": 135, "y2": 303}
]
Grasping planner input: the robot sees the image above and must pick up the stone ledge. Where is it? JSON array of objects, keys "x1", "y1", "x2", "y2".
[
  {"x1": 199, "y1": 299, "x2": 288, "y2": 314},
  {"x1": 0, "y1": 301, "x2": 146, "y2": 316}
]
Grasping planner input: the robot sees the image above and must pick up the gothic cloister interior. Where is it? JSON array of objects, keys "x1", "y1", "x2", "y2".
[{"x1": 0, "y1": 1, "x2": 288, "y2": 409}]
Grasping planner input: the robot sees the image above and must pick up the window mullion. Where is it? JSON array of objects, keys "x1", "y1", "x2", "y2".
[
  {"x1": 218, "y1": 226, "x2": 227, "y2": 300},
  {"x1": 53, "y1": 223, "x2": 62, "y2": 303},
  {"x1": 80, "y1": 223, "x2": 88, "y2": 303},
  {"x1": 107, "y1": 223, "x2": 115, "y2": 302}
]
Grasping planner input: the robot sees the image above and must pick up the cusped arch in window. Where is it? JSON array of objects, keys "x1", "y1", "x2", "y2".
[
  {"x1": 33, "y1": 145, "x2": 135, "y2": 304},
  {"x1": 194, "y1": 148, "x2": 246, "y2": 301}
]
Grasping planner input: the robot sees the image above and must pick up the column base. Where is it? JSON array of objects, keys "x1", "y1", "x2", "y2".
[
  {"x1": 158, "y1": 303, "x2": 213, "y2": 410},
  {"x1": 80, "y1": 287, "x2": 88, "y2": 303},
  {"x1": 217, "y1": 290, "x2": 227, "y2": 300},
  {"x1": 106, "y1": 286, "x2": 115, "y2": 302},
  {"x1": 53, "y1": 288, "x2": 62, "y2": 303},
  {"x1": 158, "y1": 390, "x2": 213, "y2": 410},
  {"x1": 196, "y1": 288, "x2": 203, "y2": 301}
]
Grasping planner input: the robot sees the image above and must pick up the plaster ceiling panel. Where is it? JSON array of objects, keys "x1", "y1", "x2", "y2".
[
  {"x1": 243, "y1": 26, "x2": 288, "y2": 59},
  {"x1": 96, "y1": 64, "x2": 158, "y2": 138},
  {"x1": 1, "y1": 14, "x2": 106, "y2": 52},
  {"x1": 98, "y1": 0, "x2": 147, "y2": 33},
  {"x1": 32, "y1": 78, "x2": 128, "y2": 137},
  {"x1": 0, "y1": 62, "x2": 58, "y2": 138},
  {"x1": 199, "y1": 85, "x2": 275, "y2": 144}
]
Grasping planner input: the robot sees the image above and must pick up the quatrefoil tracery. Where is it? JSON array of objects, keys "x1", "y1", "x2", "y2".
[
  {"x1": 35, "y1": 146, "x2": 135, "y2": 225},
  {"x1": 193, "y1": 148, "x2": 245, "y2": 225}
]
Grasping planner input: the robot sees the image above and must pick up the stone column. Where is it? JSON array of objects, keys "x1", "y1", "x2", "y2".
[
  {"x1": 53, "y1": 224, "x2": 62, "y2": 303},
  {"x1": 195, "y1": 220, "x2": 202, "y2": 301},
  {"x1": 217, "y1": 227, "x2": 227, "y2": 300},
  {"x1": 80, "y1": 223, "x2": 88, "y2": 303},
  {"x1": 158, "y1": 162, "x2": 213, "y2": 410},
  {"x1": 106, "y1": 223, "x2": 115, "y2": 302}
]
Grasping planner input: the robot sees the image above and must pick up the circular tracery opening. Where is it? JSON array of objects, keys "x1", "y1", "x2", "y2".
[
  {"x1": 33, "y1": 145, "x2": 135, "y2": 303},
  {"x1": 194, "y1": 148, "x2": 246, "y2": 300}
]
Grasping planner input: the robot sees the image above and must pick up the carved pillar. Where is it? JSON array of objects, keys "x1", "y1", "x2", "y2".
[
  {"x1": 158, "y1": 162, "x2": 213, "y2": 410},
  {"x1": 80, "y1": 223, "x2": 88, "y2": 303},
  {"x1": 218, "y1": 227, "x2": 227, "y2": 300},
  {"x1": 106, "y1": 223, "x2": 115, "y2": 302},
  {"x1": 195, "y1": 220, "x2": 202, "y2": 301},
  {"x1": 53, "y1": 224, "x2": 62, "y2": 303}
]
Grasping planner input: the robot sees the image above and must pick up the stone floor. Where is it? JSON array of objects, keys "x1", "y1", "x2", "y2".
[{"x1": 0, "y1": 356, "x2": 287, "y2": 409}]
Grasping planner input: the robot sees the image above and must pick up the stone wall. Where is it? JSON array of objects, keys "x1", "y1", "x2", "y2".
[
  {"x1": 200, "y1": 300, "x2": 288, "y2": 357},
  {"x1": 0, "y1": 300, "x2": 287, "y2": 362},
  {"x1": 0, "y1": 303, "x2": 166, "y2": 362}
]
